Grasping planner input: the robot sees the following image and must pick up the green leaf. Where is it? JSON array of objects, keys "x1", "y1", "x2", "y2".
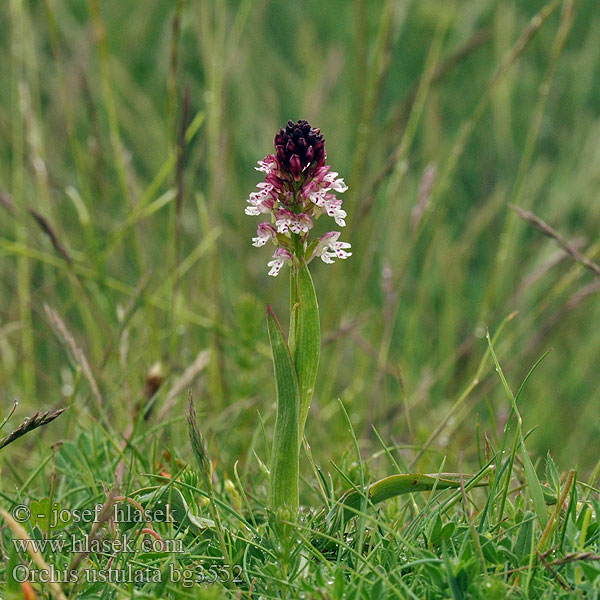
[
  {"x1": 514, "y1": 511, "x2": 534, "y2": 564},
  {"x1": 5, "y1": 533, "x2": 22, "y2": 595},
  {"x1": 330, "y1": 472, "x2": 490, "y2": 524},
  {"x1": 580, "y1": 562, "x2": 600, "y2": 584},
  {"x1": 135, "y1": 486, "x2": 218, "y2": 532},
  {"x1": 135, "y1": 486, "x2": 191, "y2": 529},
  {"x1": 294, "y1": 262, "x2": 320, "y2": 440},
  {"x1": 522, "y1": 446, "x2": 548, "y2": 527},
  {"x1": 266, "y1": 305, "x2": 300, "y2": 513},
  {"x1": 428, "y1": 513, "x2": 444, "y2": 545},
  {"x1": 30, "y1": 497, "x2": 72, "y2": 532}
]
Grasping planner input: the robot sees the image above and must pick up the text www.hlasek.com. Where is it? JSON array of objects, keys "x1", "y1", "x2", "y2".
[{"x1": 12, "y1": 533, "x2": 183, "y2": 554}]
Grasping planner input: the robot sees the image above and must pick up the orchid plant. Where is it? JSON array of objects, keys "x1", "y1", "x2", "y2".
[
  {"x1": 246, "y1": 120, "x2": 490, "y2": 518},
  {"x1": 245, "y1": 120, "x2": 351, "y2": 513}
]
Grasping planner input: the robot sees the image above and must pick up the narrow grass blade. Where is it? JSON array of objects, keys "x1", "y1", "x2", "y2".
[
  {"x1": 266, "y1": 305, "x2": 300, "y2": 513},
  {"x1": 294, "y1": 262, "x2": 320, "y2": 440},
  {"x1": 442, "y1": 540, "x2": 464, "y2": 600},
  {"x1": 486, "y1": 331, "x2": 548, "y2": 526}
]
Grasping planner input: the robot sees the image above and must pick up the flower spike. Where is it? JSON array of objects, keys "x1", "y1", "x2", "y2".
[{"x1": 246, "y1": 119, "x2": 351, "y2": 276}]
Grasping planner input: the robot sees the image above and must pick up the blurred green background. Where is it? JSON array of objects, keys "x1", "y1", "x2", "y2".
[{"x1": 1, "y1": 0, "x2": 599, "y2": 486}]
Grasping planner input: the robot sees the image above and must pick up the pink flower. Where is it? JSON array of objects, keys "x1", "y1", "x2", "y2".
[
  {"x1": 255, "y1": 154, "x2": 277, "y2": 173},
  {"x1": 252, "y1": 223, "x2": 277, "y2": 247}
]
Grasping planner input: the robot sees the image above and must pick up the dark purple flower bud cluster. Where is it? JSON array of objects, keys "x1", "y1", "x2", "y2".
[
  {"x1": 274, "y1": 120, "x2": 326, "y2": 181},
  {"x1": 246, "y1": 120, "x2": 351, "y2": 276}
]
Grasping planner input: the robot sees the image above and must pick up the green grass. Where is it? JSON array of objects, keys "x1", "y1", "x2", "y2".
[{"x1": 1, "y1": 0, "x2": 600, "y2": 597}]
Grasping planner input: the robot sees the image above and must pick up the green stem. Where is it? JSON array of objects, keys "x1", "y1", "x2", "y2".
[
  {"x1": 293, "y1": 262, "x2": 320, "y2": 442},
  {"x1": 267, "y1": 260, "x2": 320, "y2": 515},
  {"x1": 289, "y1": 264, "x2": 298, "y2": 354}
]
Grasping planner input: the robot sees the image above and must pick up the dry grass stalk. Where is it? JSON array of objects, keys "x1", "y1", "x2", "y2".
[
  {"x1": 510, "y1": 204, "x2": 600, "y2": 280},
  {"x1": 44, "y1": 304, "x2": 103, "y2": 408},
  {"x1": 0, "y1": 508, "x2": 68, "y2": 600},
  {"x1": 27, "y1": 208, "x2": 72, "y2": 264},
  {"x1": 156, "y1": 349, "x2": 211, "y2": 421},
  {"x1": 68, "y1": 488, "x2": 118, "y2": 573},
  {"x1": 411, "y1": 162, "x2": 437, "y2": 230}
]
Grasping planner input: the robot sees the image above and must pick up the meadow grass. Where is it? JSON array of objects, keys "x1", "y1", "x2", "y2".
[{"x1": 1, "y1": 0, "x2": 600, "y2": 597}]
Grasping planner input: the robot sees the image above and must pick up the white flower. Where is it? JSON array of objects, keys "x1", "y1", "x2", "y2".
[
  {"x1": 289, "y1": 213, "x2": 313, "y2": 234},
  {"x1": 275, "y1": 209, "x2": 295, "y2": 233},
  {"x1": 303, "y1": 169, "x2": 348, "y2": 199},
  {"x1": 313, "y1": 231, "x2": 352, "y2": 264},
  {"x1": 267, "y1": 248, "x2": 293, "y2": 276},
  {"x1": 245, "y1": 183, "x2": 276, "y2": 215},
  {"x1": 330, "y1": 207, "x2": 347, "y2": 227},
  {"x1": 303, "y1": 179, "x2": 348, "y2": 227},
  {"x1": 307, "y1": 189, "x2": 327, "y2": 207},
  {"x1": 244, "y1": 196, "x2": 261, "y2": 216},
  {"x1": 323, "y1": 171, "x2": 348, "y2": 193},
  {"x1": 321, "y1": 196, "x2": 347, "y2": 227}
]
